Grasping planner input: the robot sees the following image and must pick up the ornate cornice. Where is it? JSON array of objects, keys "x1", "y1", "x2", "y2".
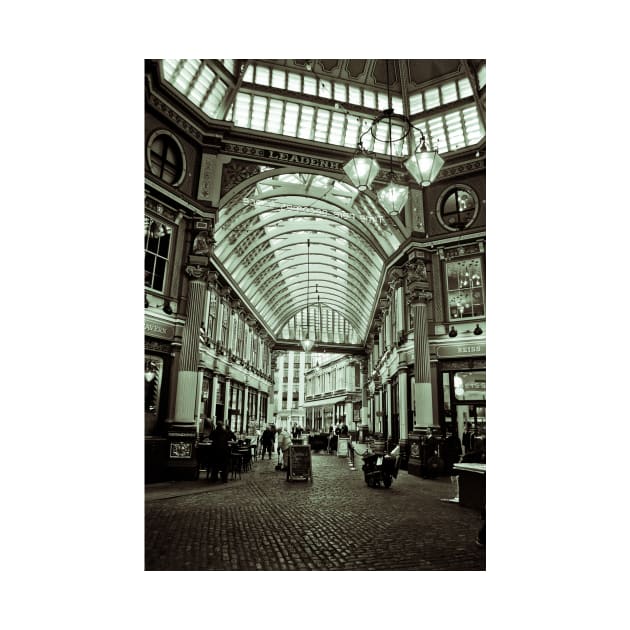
[
  {"x1": 437, "y1": 157, "x2": 485, "y2": 181},
  {"x1": 148, "y1": 93, "x2": 204, "y2": 141}
]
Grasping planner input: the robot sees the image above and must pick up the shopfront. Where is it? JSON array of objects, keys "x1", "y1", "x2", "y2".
[
  {"x1": 144, "y1": 318, "x2": 175, "y2": 436},
  {"x1": 434, "y1": 341, "x2": 486, "y2": 450}
]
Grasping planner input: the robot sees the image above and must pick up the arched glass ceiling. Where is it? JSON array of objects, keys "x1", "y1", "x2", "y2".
[{"x1": 214, "y1": 172, "x2": 404, "y2": 342}]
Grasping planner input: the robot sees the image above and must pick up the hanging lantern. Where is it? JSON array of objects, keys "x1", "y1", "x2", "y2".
[
  {"x1": 404, "y1": 138, "x2": 445, "y2": 187},
  {"x1": 377, "y1": 178, "x2": 409, "y2": 215},
  {"x1": 343, "y1": 151, "x2": 380, "y2": 191}
]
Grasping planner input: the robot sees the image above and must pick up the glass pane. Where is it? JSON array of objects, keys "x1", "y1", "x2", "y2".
[
  {"x1": 255, "y1": 65, "x2": 270, "y2": 86},
  {"x1": 287, "y1": 72, "x2": 302, "y2": 92},
  {"x1": 271, "y1": 69, "x2": 286, "y2": 89},
  {"x1": 424, "y1": 87, "x2": 440, "y2": 109},
  {"x1": 409, "y1": 92, "x2": 424, "y2": 114},
  {"x1": 266, "y1": 99, "x2": 283, "y2": 134},
  {"x1": 441, "y1": 82, "x2": 457, "y2": 104},
  {"x1": 453, "y1": 371, "x2": 486, "y2": 401}
]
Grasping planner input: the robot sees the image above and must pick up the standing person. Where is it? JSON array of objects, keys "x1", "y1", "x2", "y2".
[
  {"x1": 443, "y1": 427, "x2": 463, "y2": 475},
  {"x1": 261, "y1": 425, "x2": 274, "y2": 460},
  {"x1": 276, "y1": 425, "x2": 293, "y2": 471},
  {"x1": 209, "y1": 420, "x2": 235, "y2": 483},
  {"x1": 462, "y1": 422, "x2": 473, "y2": 454}
]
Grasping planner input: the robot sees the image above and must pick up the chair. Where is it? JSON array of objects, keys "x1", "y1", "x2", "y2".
[
  {"x1": 250, "y1": 437, "x2": 259, "y2": 461},
  {"x1": 230, "y1": 451, "x2": 242, "y2": 480},
  {"x1": 239, "y1": 448, "x2": 252, "y2": 472}
]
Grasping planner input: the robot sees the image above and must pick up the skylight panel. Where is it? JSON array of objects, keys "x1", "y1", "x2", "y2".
[
  {"x1": 243, "y1": 64, "x2": 254, "y2": 82},
  {"x1": 329, "y1": 112, "x2": 345, "y2": 145},
  {"x1": 445, "y1": 111, "x2": 465, "y2": 150},
  {"x1": 202, "y1": 80, "x2": 228, "y2": 118},
  {"x1": 463, "y1": 106, "x2": 483, "y2": 142},
  {"x1": 409, "y1": 92, "x2": 424, "y2": 115},
  {"x1": 314, "y1": 109, "x2": 331, "y2": 143},
  {"x1": 344, "y1": 117, "x2": 360, "y2": 148},
  {"x1": 271, "y1": 69, "x2": 286, "y2": 89},
  {"x1": 266, "y1": 99, "x2": 283, "y2": 134},
  {"x1": 441, "y1": 82, "x2": 458, "y2": 105},
  {"x1": 427, "y1": 116, "x2": 446, "y2": 151},
  {"x1": 233, "y1": 93, "x2": 251, "y2": 127},
  {"x1": 297, "y1": 104, "x2": 314, "y2": 137},
  {"x1": 391, "y1": 96, "x2": 403, "y2": 115},
  {"x1": 287, "y1": 72, "x2": 302, "y2": 91},
  {"x1": 319, "y1": 80, "x2": 332, "y2": 98},
  {"x1": 377, "y1": 92, "x2": 389, "y2": 110},
  {"x1": 477, "y1": 63, "x2": 486, "y2": 89},
  {"x1": 363, "y1": 89, "x2": 376, "y2": 109},
  {"x1": 458, "y1": 78, "x2": 473, "y2": 98},
  {"x1": 174, "y1": 59, "x2": 200, "y2": 92},
  {"x1": 188, "y1": 76, "x2": 210, "y2": 106},
  {"x1": 348, "y1": 85, "x2": 362, "y2": 105},
  {"x1": 425, "y1": 87, "x2": 440, "y2": 110},
  {"x1": 255, "y1": 65, "x2": 270, "y2": 86},
  {"x1": 278, "y1": 173, "x2": 302, "y2": 184},
  {"x1": 251, "y1": 96, "x2": 268, "y2": 131},
  {"x1": 303, "y1": 76, "x2": 317, "y2": 95},
  {"x1": 283, "y1": 102, "x2": 299, "y2": 136},
  {"x1": 162, "y1": 60, "x2": 180, "y2": 81},
  {"x1": 334, "y1": 83, "x2": 347, "y2": 103},
  {"x1": 260, "y1": 211, "x2": 278, "y2": 221},
  {"x1": 222, "y1": 60, "x2": 236, "y2": 75}
]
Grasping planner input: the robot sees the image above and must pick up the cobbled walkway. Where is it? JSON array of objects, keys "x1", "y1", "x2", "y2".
[{"x1": 145, "y1": 450, "x2": 485, "y2": 571}]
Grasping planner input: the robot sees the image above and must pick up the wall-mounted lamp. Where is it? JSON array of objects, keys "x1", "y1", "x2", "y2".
[
  {"x1": 473, "y1": 324, "x2": 483, "y2": 336},
  {"x1": 448, "y1": 326, "x2": 458, "y2": 338},
  {"x1": 163, "y1": 301, "x2": 173, "y2": 315},
  {"x1": 145, "y1": 295, "x2": 149, "y2": 308}
]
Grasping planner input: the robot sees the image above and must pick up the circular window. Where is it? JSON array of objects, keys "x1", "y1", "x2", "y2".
[
  {"x1": 147, "y1": 130, "x2": 186, "y2": 186},
  {"x1": 436, "y1": 185, "x2": 479, "y2": 231}
]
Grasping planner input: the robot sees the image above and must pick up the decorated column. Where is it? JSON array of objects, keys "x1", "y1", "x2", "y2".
[
  {"x1": 168, "y1": 221, "x2": 214, "y2": 478},
  {"x1": 406, "y1": 251, "x2": 434, "y2": 429},
  {"x1": 173, "y1": 264, "x2": 209, "y2": 424}
]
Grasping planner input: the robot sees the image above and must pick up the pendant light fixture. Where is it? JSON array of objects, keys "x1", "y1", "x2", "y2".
[
  {"x1": 301, "y1": 238, "x2": 314, "y2": 352},
  {"x1": 376, "y1": 60, "x2": 409, "y2": 215},
  {"x1": 342, "y1": 60, "x2": 445, "y2": 214}
]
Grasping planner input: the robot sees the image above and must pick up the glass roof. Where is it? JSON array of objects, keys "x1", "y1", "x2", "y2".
[
  {"x1": 214, "y1": 172, "x2": 404, "y2": 343},
  {"x1": 160, "y1": 59, "x2": 486, "y2": 154},
  {"x1": 157, "y1": 60, "x2": 486, "y2": 346}
]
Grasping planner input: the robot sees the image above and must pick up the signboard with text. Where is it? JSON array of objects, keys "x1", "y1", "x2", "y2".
[
  {"x1": 435, "y1": 342, "x2": 486, "y2": 359},
  {"x1": 288, "y1": 445, "x2": 312, "y2": 481}
]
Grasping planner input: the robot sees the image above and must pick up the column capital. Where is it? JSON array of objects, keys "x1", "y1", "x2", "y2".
[
  {"x1": 409, "y1": 289, "x2": 433, "y2": 305},
  {"x1": 185, "y1": 264, "x2": 210, "y2": 281}
]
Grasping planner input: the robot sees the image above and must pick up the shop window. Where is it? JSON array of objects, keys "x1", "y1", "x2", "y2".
[
  {"x1": 436, "y1": 184, "x2": 479, "y2": 231},
  {"x1": 145, "y1": 356, "x2": 164, "y2": 434},
  {"x1": 453, "y1": 370, "x2": 486, "y2": 401},
  {"x1": 144, "y1": 216, "x2": 173, "y2": 292},
  {"x1": 446, "y1": 256, "x2": 485, "y2": 321},
  {"x1": 147, "y1": 131, "x2": 186, "y2": 186}
]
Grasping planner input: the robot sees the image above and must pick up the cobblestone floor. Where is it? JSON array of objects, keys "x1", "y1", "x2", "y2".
[{"x1": 145, "y1": 451, "x2": 485, "y2": 571}]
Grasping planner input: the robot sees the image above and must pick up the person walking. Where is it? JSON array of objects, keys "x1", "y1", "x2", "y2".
[
  {"x1": 261, "y1": 425, "x2": 274, "y2": 460},
  {"x1": 276, "y1": 425, "x2": 293, "y2": 471}
]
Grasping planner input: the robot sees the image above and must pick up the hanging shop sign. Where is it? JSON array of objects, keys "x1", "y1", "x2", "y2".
[
  {"x1": 434, "y1": 342, "x2": 486, "y2": 358},
  {"x1": 223, "y1": 142, "x2": 343, "y2": 171},
  {"x1": 144, "y1": 317, "x2": 175, "y2": 340}
]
